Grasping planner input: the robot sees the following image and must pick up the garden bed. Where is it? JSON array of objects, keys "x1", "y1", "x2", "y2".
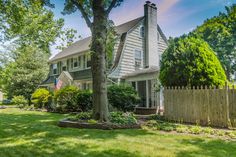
[{"x1": 58, "y1": 119, "x2": 141, "y2": 130}]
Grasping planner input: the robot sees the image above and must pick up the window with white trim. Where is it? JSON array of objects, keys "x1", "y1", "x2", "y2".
[
  {"x1": 86, "y1": 54, "x2": 91, "y2": 68},
  {"x1": 62, "y1": 60, "x2": 67, "y2": 71},
  {"x1": 134, "y1": 49, "x2": 142, "y2": 69},
  {"x1": 73, "y1": 58, "x2": 78, "y2": 68},
  {"x1": 52, "y1": 63, "x2": 58, "y2": 75}
]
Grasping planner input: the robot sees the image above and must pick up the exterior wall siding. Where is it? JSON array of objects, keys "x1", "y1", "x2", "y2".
[{"x1": 110, "y1": 20, "x2": 145, "y2": 78}]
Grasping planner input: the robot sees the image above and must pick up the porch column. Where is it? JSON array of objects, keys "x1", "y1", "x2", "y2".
[
  {"x1": 135, "y1": 81, "x2": 138, "y2": 91},
  {"x1": 146, "y1": 80, "x2": 149, "y2": 108}
]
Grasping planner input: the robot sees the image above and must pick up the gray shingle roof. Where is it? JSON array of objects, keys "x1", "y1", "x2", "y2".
[{"x1": 49, "y1": 17, "x2": 144, "y2": 62}]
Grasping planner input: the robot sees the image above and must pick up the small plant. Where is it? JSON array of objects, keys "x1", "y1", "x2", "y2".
[
  {"x1": 110, "y1": 112, "x2": 137, "y2": 125},
  {"x1": 162, "y1": 126, "x2": 174, "y2": 132},
  {"x1": 76, "y1": 112, "x2": 92, "y2": 120},
  {"x1": 202, "y1": 127, "x2": 214, "y2": 135},
  {"x1": 67, "y1": 112, "x2": 92, "y2": 121},
  {"x1": 216, "y1": 130, "x2": 225, "y2": 136},
  {"x1": 12, "y1": 95, "x2": 27, "y2": 109},
  {"x1": 176, "y1": 125, "x2": 188, "y2": 133},
  {"x1": 149, "y1": 114, "x2": 165, "y2": 121},
  {"x1": 227, "y1": 132, "x2": 236, "y2": 139},
  {"x1": 88, "y1": 119, "x2": 98, "y2": 124},
  {"x1": 189, "y1": 126, "x2": 202, "y2": 134}
]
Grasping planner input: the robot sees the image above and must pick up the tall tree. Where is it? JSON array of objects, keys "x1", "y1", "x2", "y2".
[
  {"x1": 193, "y1": 4, "x2": 236, "y2": 80},
  {"x1": 0, "y1": 0, "x2": 65, "y2": 53},
  {"x1": 1, "y1": 45, "x2": 48, "y2": 102},
  {"x1": 47, "y1": 0, "x2": 123, "y2": 121}
]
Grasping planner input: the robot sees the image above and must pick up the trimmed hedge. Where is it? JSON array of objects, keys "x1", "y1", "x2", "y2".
[
  {"x1": 108, "y1": 84, "x2": 140, "y2": 112},
  {"x1": 47, "y1": 84, "x2": 140, "y2": 113}
]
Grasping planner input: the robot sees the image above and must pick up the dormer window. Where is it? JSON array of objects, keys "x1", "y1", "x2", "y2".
[
  {"x1": 140, "y1": 26, "x2": 145, "y2": 38},
  {"x1": 135, "y1": 49, "x2": 142, "y2": 69}
]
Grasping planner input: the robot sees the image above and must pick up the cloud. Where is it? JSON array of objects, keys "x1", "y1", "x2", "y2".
[{"x1": 158, "y1": 0, "x2": 180, "y2": 14}]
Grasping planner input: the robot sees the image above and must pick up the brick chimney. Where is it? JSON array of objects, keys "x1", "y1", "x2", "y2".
[{"x1": 144, "y1": 1, "x2": 158, "y2": 68}]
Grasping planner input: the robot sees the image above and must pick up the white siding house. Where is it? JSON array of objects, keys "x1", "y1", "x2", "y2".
[{"x1": 42, "y1": 1, "x2": 168, "y2": 110}]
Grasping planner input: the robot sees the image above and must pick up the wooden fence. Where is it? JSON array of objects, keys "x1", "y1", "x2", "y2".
[{"x1": 164, "y1": 85, "x2": 236, "y2": 128}]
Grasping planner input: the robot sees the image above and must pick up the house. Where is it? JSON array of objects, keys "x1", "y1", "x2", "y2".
[{"x1": 42, "y1": 1, "x2": 168, "y2": 109}]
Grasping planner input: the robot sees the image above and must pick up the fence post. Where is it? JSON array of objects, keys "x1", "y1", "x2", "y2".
[{"x1": 225, "y1": 82, "x2": 230, "y2": 127}]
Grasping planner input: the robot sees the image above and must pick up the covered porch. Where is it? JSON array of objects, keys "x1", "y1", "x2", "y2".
[{"x1": 122, "y1": 67, "x2": 162, "y2": 114}]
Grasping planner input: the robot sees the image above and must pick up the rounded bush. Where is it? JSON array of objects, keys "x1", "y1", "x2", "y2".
[
  {"x1": 108, "y1": 84, "x2": 140, "y2": 112},
  {"x1": 76, "y1": 90, "x2": 93, "y2": 112},
  {"x1": 31, "y1": 88, "x2": 52, "y2": 109},
  {"x1": 160, "y1": 36, "x2": 227, "y2": 87},
  {"x1": 54, "y1": 86, "x2": 79, "y2": 113},
  {"x1": 12, "y1": 95, "x2": 27, "y2": 108}
]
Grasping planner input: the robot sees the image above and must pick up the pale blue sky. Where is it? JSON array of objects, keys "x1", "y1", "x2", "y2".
[{"x1": 50, "y1": 0, "x2": 235, "y2": 55}]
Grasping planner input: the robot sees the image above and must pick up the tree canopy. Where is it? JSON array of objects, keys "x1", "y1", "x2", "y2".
[
  {"x1": 160, "y1": 36, "x2": 227, "y2": 87},
  {"x1": 193, "y1": 4, "x2": 236, "y2": 80},
  {"x1": 0, "y1": 45, "x2": 48, "y2": 101}
]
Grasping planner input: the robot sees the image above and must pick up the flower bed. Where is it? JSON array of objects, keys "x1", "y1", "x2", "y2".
[
  {"x1": 58, "y1": 119, "x2": 141, "y2": 130},
  {"x1": 58, "y1": 111, "x2": 141, "y2": 130}
]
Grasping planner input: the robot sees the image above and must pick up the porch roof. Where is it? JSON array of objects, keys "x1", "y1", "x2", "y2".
[{"x1": 122, "y1": 66, "x2": 159, "y2": 78}]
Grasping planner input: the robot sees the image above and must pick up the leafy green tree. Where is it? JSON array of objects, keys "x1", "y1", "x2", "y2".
[
  {"x1": 160, "y1": 36, "x2": 227, "y2": 87},
  {"x1": 2, "y1": 45, "x2": 48, "y2": 104},
  {"x1": 193, "y1": 4, "x2": 236, "y2": 80},
  {"x1": 44, "y1": 0, "x2": 123, "y2": 121}
]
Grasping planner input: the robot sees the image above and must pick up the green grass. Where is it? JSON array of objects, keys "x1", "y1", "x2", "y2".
[{"x1": 0, "y1": 108, "x2": 236, "y2": 157}]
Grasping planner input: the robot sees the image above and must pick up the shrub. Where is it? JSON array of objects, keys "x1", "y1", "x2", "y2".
[
  {"x1": 75, "y1": 112, "x2": 92, "y2": 120},
  {"x1": 189, "y1": 126, "x2": 202, "y2": 134},
  {"x1": 12, "y1": 95, "x2": 27, "y2": 108},
  {"x1": 202, "y1": 127, "x2": 214, "y2": 135},
  {"x1": 76, "y1": 90, "x2": 93, "y2": 112},
  {"x1": 160, "y1": 36, "x2": 227, "y2": 86},
  {"x1": 176, "y1": 125, "x2": 188, "y2": 133},
  {"x1": 31, "y1": 88, "x2": 52, "y2": 109},
  {"x1": 67, "y1": 112, "x2": 92, "y2": 121},
  {"x1": 108, "y1": 84, "x2": 140, "y2": 112},
  {"x1": 110, "y1": 112, "x2": 137, "y2": 125},
  {"x1": 54, "y1": 86, "x2": 79, "y2": 113}
]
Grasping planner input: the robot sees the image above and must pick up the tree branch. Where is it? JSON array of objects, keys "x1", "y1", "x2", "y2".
[
  {"x1": 106, "y1": 0, "x2": 118, "y2": 14},
  {"x1": 71, "y1": 0, "x2": 92, "y2": 28}
]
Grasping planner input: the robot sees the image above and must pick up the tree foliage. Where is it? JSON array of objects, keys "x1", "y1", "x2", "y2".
[
  {"x1": 1, "y1": 45, "x2": 48, "y2": 102},
  {"x1": 193, "y1": 4, "x2": 236, "y2": 80},
  {"x1": 160, "y1": 36, "x2": 227, "y2": 87}
]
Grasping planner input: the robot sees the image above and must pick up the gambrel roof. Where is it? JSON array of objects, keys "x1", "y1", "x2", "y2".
[
  {"x1": 49, "y1": 17, "x2": 144, "y2": 62},
  {"x1": 49, "y1": 16, "x2": 168, "y2": 63}
]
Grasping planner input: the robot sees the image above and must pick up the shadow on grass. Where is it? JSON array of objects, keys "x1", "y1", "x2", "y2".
[
  {"x1": 0, "y1": 109, "x2": 154, "y2": 140},
  {"x1": 176, "y1": 138, "x2": 236, "y2": 157},
  {"x1": 0, "y1": 109, "x2": 149, "y2": 157}
]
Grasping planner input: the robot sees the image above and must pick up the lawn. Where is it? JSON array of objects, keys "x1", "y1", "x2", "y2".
[{"x1": 0, "y1": 108, "x2": 236, "y2": 157}]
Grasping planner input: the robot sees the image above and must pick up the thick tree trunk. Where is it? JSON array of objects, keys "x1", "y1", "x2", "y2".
[{"x1": 90, "y1": 1, "x2": 109, "y2": 122}]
